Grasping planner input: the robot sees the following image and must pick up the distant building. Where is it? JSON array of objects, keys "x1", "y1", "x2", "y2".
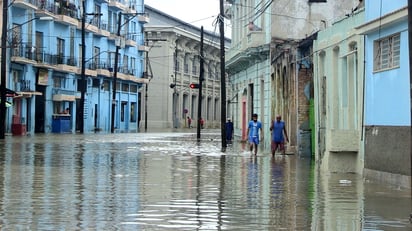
[
  {"x1": 225, "y1": 0, "x2": 359, "y2": 152},
  {"x1": 4, "y1": 0, "x2": 148, "y2": 134},
  {"x1": 143, "y1": 5, "x2": 231, "y2": 129},
  {"x1": 313, "y1": 8, "x2": 365, "y2": 173},
  {"x1": 356, "y1": 0, "x2": 410, "y2": 187}
]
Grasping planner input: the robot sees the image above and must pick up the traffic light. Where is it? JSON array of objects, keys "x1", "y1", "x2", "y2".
[
  {"x1": 169, "y1": 83, "x2": 176, "y2": 88},
  {"x1": 189, "y1": 83, "x2": 199, "y2": 89}
]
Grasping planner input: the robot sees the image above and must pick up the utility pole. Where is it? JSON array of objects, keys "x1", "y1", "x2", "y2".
[
  {"x1": 144, "y1": 39, "x2": 149, "y2": 132},
  {"x1": 173, "y1": 41, "x2": 178, "y2": 128},
  {"x1": 111, "y1": 12, "x2": 122, "y2": 133},
  {"x1": 408, "y1": 0, "x2": 412, "y2": 196},
  {"x1": 79, "y1": 0, "x2": 86, "y2": 133},
  {"x1": 0, "y1": 0, "x2": 9, "y2": 139},
  {"x1": 197, "y1": 27, "x2": 204, "y2": 140},
  {"x1": 219, "y1": 0, "x2": 227, "y2": 150},
  {"x1": 79, "y1": 1, "x2": 101, "y2": 134}
]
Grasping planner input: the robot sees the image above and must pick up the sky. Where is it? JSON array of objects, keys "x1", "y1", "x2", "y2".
[{"x1": 144, "y1": 0, "x2": 228, "y2": 34}]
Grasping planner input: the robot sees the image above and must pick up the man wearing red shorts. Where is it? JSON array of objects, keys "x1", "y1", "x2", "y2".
[{"x1": 270, "y1": 115, "x2": 289, "y2": 156}]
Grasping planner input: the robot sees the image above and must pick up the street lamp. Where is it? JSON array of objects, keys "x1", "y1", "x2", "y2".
[
  {"x1": 111, "y1": 12, "x2": 144, "y2": 133},
  {"x1": 10, "y1": 16, "x2": 53, "y2": 31},
  {"x1": 0, "y1": 14, "x2": 53, "y2": 139},
  {"x1": 173, "y1": 39, "x2": 178, "y2": 128},
  {"x1": 0, "y1": 0, "x2": 9, "y2": 139},
  {"x1": 79, "y1": 0, "x2": 101, "y2": 133}
]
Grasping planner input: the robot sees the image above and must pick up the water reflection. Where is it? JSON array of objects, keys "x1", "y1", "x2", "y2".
[{"x1": 0, "y1": 132, "x2": 410, "y2": 230}]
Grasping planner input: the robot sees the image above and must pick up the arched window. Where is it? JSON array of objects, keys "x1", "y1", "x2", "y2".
[
  {"x1": 184, "y1": 53, "x2": 190, "y2": 74},
  {"x1": 192, "y1": 55, "x2": 198, "y2": 75}
]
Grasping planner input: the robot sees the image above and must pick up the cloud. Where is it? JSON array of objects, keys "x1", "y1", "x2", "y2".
[{"x1": 145, "y1": 0, "x2": 220, "y2": 32}]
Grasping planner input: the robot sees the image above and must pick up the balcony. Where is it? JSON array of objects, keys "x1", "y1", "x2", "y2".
[
  {"x1": 55, "y1": 15, "x2": 78, "y2": 27},
  {"x1": 94, "y1": 0, "x2": 109, "y2": 3},
  {"x1": 96, "y1": 62, "x2": 113, "y2": 77},
  {"x1": 227, "y1": 31, "x2": 266, "y2": 60},
  {"x1": 138, "y1": 45, "x2": 150, "y2": 52},
  {"x1": 138, "y1": 14, "x2": 150, "y2": 24},
  {"x1": 108, "y1": 0, "x2": 127, "y2": 11},
  {"x1": 13, "y1": 0, "x2": 37, "y2": 10},
  {"x1": 83, "y1": 20, "x2": 110, "y2": 37},
  {"x1": 55, "y1": 6, "x2": 79, "y2": 27},
  {"x1": 14, "y1": 79, "x2": 42, "y2": 98},
  {"x1": 35, "y1": 0, "x2": 57, "y2": 18},
  {"x1": 125, "y1": 34, "x2": 137, "y2": 47},
  {"x1": 10, "y1": 44, "x2": 37, "y2": 65},
  {"x1": 55, "y1": 55, "x2": 79, "y2": 74},
  {"x1": 226, "y1": 31, "x2": 269, "y2": 72},
  {"x1": 126, "y1": 3, "x2": 137, "y2": 14},
  {"x1": 85, "y1": 62, "x2": 97, "y2": 77},
  {"x1": 52, "y1": 89, "x2": 76, "y2": 102},
  {"x1": 33, "y1": 52, "x2": 57, "y2": 69}
]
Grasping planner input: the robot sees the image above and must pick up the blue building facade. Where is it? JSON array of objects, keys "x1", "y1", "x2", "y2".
[
  {"x1": 6, "y1": 0, "x2": 148, "y2": 134},
  {"x1": 357, "y1": 0, "x2": 410, "y2": 185}
]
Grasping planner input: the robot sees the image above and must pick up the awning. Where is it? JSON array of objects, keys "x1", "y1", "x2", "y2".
[
  {"x1": 16, "y1": 91, "x2": 43, "y2": 98},
  {"x1": 0, "y1": 85, "x2": 19, "y2": 97},
  {"x1": 53, "y1": 94, "x2": 76, "y2": 102}
]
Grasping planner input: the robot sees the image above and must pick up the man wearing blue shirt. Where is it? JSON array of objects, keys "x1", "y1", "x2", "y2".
[
  {"x1": 246, "y1": 113, "x2": 263, "y2": 155},
  {"x1": 270, "y1": 115, "x2": 289, "y2": 156}
]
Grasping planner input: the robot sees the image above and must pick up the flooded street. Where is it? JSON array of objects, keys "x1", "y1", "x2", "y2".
[{"x1": 0, "y1": 130, "x2": 411, "y2": 230}]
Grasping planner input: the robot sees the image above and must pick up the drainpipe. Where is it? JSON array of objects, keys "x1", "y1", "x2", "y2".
[{"x1": 407, "y1": 0, "x2": 412, "y2": 191}]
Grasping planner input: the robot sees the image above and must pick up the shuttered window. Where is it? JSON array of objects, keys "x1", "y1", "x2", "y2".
[{"x1": 373, "y1": 33, "x2": 400, "y2": 72}]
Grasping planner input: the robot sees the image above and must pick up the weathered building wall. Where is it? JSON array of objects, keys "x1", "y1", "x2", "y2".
[
  {"x1": 358, "y1": 1, "x2": 410, "y2": 187},
  {"x1": 363, "y1": 126, "x2": 411, "y2": 186}
]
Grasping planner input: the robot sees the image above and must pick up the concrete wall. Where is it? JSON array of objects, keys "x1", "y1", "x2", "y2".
[
  {"x1": 358, "y1": 1, "x2": 410, "y2": 187},
  {"x1": 364, "y1": 126, "x2": 410, "y2": 175},
  {"x1": 313, "y1": 9, "x2": 365, "y2": 173},
  {"x1": 271, "y1": 0, "x2": 360, "y2": 40}
]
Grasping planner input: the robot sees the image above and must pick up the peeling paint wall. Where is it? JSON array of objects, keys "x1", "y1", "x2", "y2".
[{"x1": 364, "y1": 126, "x2": 411, "y2": 176}]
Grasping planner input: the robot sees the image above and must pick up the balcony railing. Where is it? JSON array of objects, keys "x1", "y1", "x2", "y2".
[
  {"x1": 95, "y1": 62, "x2": 113, "y2": 70},
  {"x1": 10, "y1": 44, "x2": 79, "y2": 68},
  {"x1": 10, "y1": 44, "x2": 37, "y2": 61},
  {"x1": 17, "y1": 80, "x2": 32, "y2": 91},
  {"x1": 56, "y1": 4, "x2": 79, "y2": 19},
  {"x1": 91, "y1": 19, "x2": 109, "y2": 31},
  {"x1": 36, "y1": 0, "x2": 58, "y2": 14}
]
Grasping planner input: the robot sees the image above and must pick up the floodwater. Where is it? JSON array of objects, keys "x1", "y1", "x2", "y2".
[{"x1": 0, "y1": 130, "x2": 410, "y2": 231}]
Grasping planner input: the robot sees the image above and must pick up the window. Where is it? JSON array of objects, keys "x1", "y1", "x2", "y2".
[
  {"x1": 53, "y1": 76, "x2": 65, "y2": 88},
  {"x1": 69, "y1": 27, "x2": 75, "y2": 65},
  {"x1": 373, "y1": 33, "x2": 400, "y2": 72},
  {"x1": 121, "y1": 101, "x2": 127, "y2": 122},
  {"x1": 57, "y1": 38, "x2": 64, "y2": 64},
  {"x1": 184, "y1": 54, "x2": 189, "y2": 74},
  {"x1": 122, "y1": 83, "x2": 129, "y2": 92},
  {"x1": 192, "y1": 56, "x2": 198, "y2": 75},
  {"x1": 93, "y1": 46, "x2": 100, "y2": 69},
  {"x1": 78, "y1": 44, "x2": 83, "y2": 67},
  {"x1": 93, "y1": 4, "x2": 101, "y2": 27},
  {"x1": 108, "y1": 52, "x2": 115, "y2": 70},
  {"x1": 174, "y1": 53, "x2": 180, "y2": 72},
  {"x1": 130, "y1": 102, "x2": 137, "y2": 122},
  {"x1": 130, "y1": 57, "x2": 136, "y2": 75},
  {"x1": 123, "y1": 55, "x2": 129, "y2": 73}
]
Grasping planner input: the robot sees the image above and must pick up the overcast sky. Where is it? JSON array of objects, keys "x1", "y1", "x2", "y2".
[{"x1": 144, "y1": 0, "x2": 228, "y2": 34}]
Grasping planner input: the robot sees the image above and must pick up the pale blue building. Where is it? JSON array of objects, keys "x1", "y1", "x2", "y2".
[
  {"x1": 357, "y1": 0, "x2": 410, "y2": 186},
  {"x1": 6, "y1": 0, "x2": 148, "y2": 134}
]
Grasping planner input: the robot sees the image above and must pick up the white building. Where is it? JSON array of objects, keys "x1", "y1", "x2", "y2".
[
  {"x1": 225, "y1": 0, "x2": 361, "y2": 152},
  {"x1": 143, "y1": 5, "x2": 231, "y2": 129}
]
